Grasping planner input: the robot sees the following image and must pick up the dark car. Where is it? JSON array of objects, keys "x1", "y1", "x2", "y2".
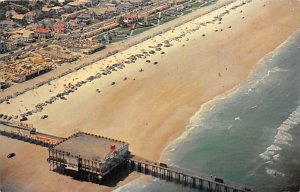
[
  {"x1": 7, "y1": 153, "x2": 15, "y2": 158},
  {"x1": 20, "y1": 116, "x2": 28, "y2": 121},
  {"x1": 214, "y1": 177, "x2": 224, "y2": 183},
  {"x1": 159, "y1": 163, "x2": 168, "y2": 168}
]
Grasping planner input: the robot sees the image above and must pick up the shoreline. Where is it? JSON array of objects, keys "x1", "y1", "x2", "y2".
[
  {"x1": 162, "y1": 29, "x2": 300, "y2": 163},
  {"x1": 1, "y1": 0, "x2": 300, "y2": 191}
]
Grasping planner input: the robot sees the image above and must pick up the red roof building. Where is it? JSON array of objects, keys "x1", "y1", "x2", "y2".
[
  {"x1": 34, "y1": 28, "x2": 51, "y2": 33},
  {"x1": 124, "y1": 14, "x2": 142, "y2": 27},
  {"x1": 54, "y1": 24, "x2": 65, "y2": 32},
  {"x1": 34, "y1": 28, "x2": 51, "y2": 39},
  {"x1": 125, "y1": 14, "x2": 138, "y2": 20}
]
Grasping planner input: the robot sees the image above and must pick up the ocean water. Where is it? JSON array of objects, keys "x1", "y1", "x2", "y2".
[{"x1": 114, "y1": 32, "x2": 300, "y2": 192}]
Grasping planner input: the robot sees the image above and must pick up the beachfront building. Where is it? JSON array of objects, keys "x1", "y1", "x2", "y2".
[
  {"x1": 53, "y1": 23, "x2": 65, "y2": 33},
  {"x1": 0, "y1": 55, "x2": 55, "y2": 83},
  {"x1": 123, "y1": 13, "x2": 143, "y2": 27},
  {"x1": 11, "y1": 13, "x2": 25, "y2": 25},
  {"x1": 18, "y1": 29, "x2": 35, "y2": 43},
  {"x1": 48, "y1": 132, "x2": 129, "y2": 183},
  {"x1": 34, "y1": 28, "x2": 52, "y2": 39}
]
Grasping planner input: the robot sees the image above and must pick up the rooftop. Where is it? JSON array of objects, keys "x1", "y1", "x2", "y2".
[
  {"x1": 54, "y1": 23, "x2": 65, "y2": 30},
  {"x1": 125, "y1": 13, "x2": 139, "y2": 19},
  {"x1": 35, "y1": 28, "x2": 51, "y2": 33},
  {"x1": 53, "y1": 132, "x2": 128, "y2": 162}
]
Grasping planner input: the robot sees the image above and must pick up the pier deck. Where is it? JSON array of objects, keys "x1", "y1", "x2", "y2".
[{"x1": 53, "y1": 132, "x2": 127, "y2": 162}]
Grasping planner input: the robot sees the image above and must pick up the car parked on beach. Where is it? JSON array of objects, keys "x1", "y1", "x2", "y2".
[
  {"x1": 159, "y1": 163, "x2": 168, "y2": 168},
  {"x1": 7, "y1": 153, "x2": 15, "y2": 158}
]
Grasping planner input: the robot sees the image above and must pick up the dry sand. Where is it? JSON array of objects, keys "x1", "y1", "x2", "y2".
[{"x1": 1, "y1": 0, "x2": 300, "y2": 191}]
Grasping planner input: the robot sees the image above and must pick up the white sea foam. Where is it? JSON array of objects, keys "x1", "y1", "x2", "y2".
[
  {"x1": 265, "y1": 161, "x2": 273, "y2": 165},
  {"x1": 209, "y1": 105, "x2": 216, "y2": 111},
  {"x1": 234, "y1": 117, "x2": 240, "y2": 121},
  {"x1": 273, "y1": 154, "x2": 280, "y2": 161},
  {"x1": 274, "y1": 131, "x2": 293, "y2": 143},
  {"x1": 259, "y1": 153, "x2": 271, "y2": 160},
  {"x1": 259, "y1": 106, "x2": 300, "y2": 161},
  {"x1": 248, "y1": 67, "x2": 288, "y2": 92},
  {"x1": 266, "y1": 168, "x2": 285, "y2": 177},
  {"x1": 267, "y1": 144, "x2": 282, "y2": 151},
  {"x1": 250, "y1": 105, "x2": 258, "y2": 109}
]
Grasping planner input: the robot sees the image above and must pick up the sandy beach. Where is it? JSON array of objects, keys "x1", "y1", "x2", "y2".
[{"x1": 1, "y1": 0, "x2": 300, "y2": 191}]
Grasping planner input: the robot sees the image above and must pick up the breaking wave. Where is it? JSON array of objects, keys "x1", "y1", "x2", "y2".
[
  {"x1": 259, "y1": 106, "x2": 300, "y2": 175},
  {"x1": 266, "y1": 168, "x2": 285, "y2": 177},
  {"x1": 246, "y1": 66, "x2": 288, "y2": 94}
]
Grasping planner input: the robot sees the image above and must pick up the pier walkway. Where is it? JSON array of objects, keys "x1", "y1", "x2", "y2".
[
  {"x1": 127, "y1": 157, "x2": 253, "y2": 192},
  {"x1": 0, "y1": 120, "x2": 64, "y2": 147}
]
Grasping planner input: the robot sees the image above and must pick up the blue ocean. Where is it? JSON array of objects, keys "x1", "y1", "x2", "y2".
[{"x1": 114, "y1": 32, "x2": 300, "y2": 192}]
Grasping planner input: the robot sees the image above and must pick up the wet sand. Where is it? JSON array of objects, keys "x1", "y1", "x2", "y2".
[{"x1": 1, "y1": 0, "x2": 300, "y2": 191}]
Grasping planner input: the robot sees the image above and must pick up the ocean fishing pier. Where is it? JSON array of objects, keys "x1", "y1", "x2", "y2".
[{"x1": 0, "y1": 121, "x2": 254, "y2": 192}]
